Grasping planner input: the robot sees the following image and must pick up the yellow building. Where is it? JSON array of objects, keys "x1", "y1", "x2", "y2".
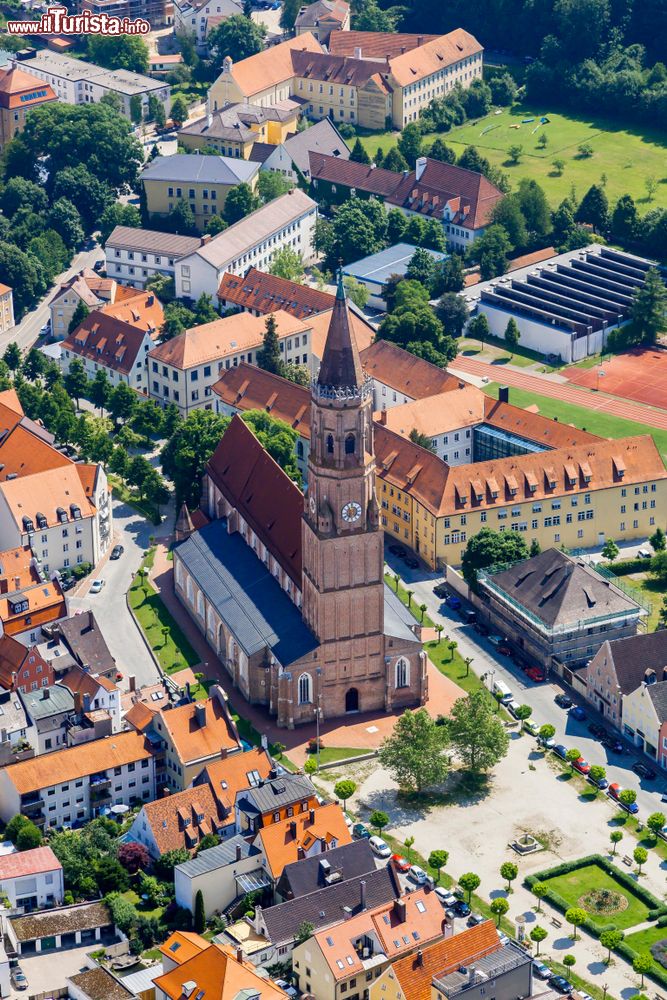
[
  {"x1": 0, "y1": 283, "x2": 14, "y2": 334},
  {"x1": 178, "y1": 100, "x2": 299, "y2": 158},
  {"x1": 141, "y1": 153, "x2": 260, "y2": 232}
]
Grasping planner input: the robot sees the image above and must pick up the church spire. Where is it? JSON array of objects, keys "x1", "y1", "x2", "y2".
[{"x1": 316, "y1": 270, "x2": 365, "y2": 391}]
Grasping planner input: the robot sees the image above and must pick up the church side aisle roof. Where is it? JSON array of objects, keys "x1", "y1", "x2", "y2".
[{"x1": 384, "y1": 585, "x2": 420, "y2": 643}]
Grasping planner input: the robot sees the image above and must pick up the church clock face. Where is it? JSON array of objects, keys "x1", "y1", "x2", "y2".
[
  {"x1": 341, "y1": 501, "x2": 362, "y2": 523},
  {"x1": 309, "y1": 495, "x2": 316, "y2": 514}
]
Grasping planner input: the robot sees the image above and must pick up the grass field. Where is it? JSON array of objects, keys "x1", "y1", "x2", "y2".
[
  {"x1": 128, "y1": 554, "x2": 199, "y2": 675},
  {"x1": 483, "y1": 383, "x2": 667, "y2": 459},
  {"x1": 359, "y1": 105, "x2": 667, "y2": 211},
  {"x1": 545, "y1": 862, "x2": 650, "y2": 930}
]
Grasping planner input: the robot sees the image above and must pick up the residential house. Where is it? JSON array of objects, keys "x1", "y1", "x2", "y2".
[
  {"x1": 174, "y1": 0, "x2": 242, "y2": 51},
  {"x1": 65, "y1": 966, "x2": 135, "y2": 1000},
  {"x1": 192, "y1": 745, "x2": 275, "y2": 837},
  {"x1": 0, "y1": 846, "x2": 63, "y2": 911},
  {"x1": 104, "y1": 227, "x2": 204, "y2": 290},
  {"x1": 294, "y1": 0, "x2": 350, "y2": 43},
  {"x1": 0, "y1": 284, "x2": 14, "y2": 334},
  {"x1": 292, "y1": 888, "x2": 449, "y2": 1000},
  {"x1": 217, "y1": 267, "x2": 335, "y2": 319},
  {"x1": 60, "y1": 305, "x2": 160, "y2": 394},
  {"x1": 158, "y1": 930, "x2": 208, "y2": 972},
  {"x1": 13, "y1": 50, "x2": 170, "y2": 122},
  {"x1": 178, "y1": 100, "x2": 300, "y2": 158},
  {"x1": 147, "y1": 309, "x2": 314, "y2": 417},
  {"x1": 0, "y1": 542, "x2": 67, "y2": 644},
  {"x1": 235, "y1": 773, "x2": 319, "y2": 835},
  {"x1": 583, "y1": 631, "x2": 667, "y2": 749},
  {"x1": 58, "y1": 663, "x2": 122, "y2": 735},
  {"x1": 309, "y1": 153, "x2": 404, "y2": 205},
  {"x1": 154, "y1": 942, "x2": 286, "y2": 1000},
  {"x1": 0, "y1": 635, "x2": 55, "y2": 695},
  {"x1": 476, "y1": 548, "x2": 643, "y2": 681},
  {"x1": 275, "y1": 839, "x2": 376, "y2": 901},
  {"x1": 141, "y1": 154, "x2": 261, "y2": 232},
  {"x1": 342, "y1": 242, "x2": 447, "y2": 310},
  {"x1": 0, "y1": 730, "x2": 156, "y2": 827},
  {"x1": 174, "y1": 835, "x2": 265, "y2": 917},
  {"x1": 20, "y1": 684, "x2": 75, "y2": 755},
  {"x1": 50, "y1": 611, "x2": 118, "y2": 682},
  {"x1": 49, "y1": 268, "x2": 118, "y2": 342},
  {"x1": 253, "y1": 118, "x2": 350, "y2": 184},
  {"x1": 360, "y1": 340, "x2": 463, "y2": 411},
  {"x1": 152, "y1": 686, "x2": 243, "y2": 790},
  {"x1": 0, "y1": 689, "x2": 30, "y2": 763},
  {"x1": 150, "y1": 54, "x2": 184, "y2": 77},
  {"x1": 376, "y1": 387, "x2": 486, "y2": 465},
  {"x1": 127, "y1": 783, "x2": 224, "y2": 857},
  {"x1": 0, "y1": 64, "x2": 56, "y2": 152},
  {"x1": 173, "y1": 188, "x2": 318, "y2": 300},
  {"x1": 255, "y1": 803, "x2": 352, "y2": 882}
]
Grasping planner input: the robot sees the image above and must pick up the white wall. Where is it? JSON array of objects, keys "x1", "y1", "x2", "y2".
[
  {"x1": 0, "y1": 866, "x2": 64, "y2": 910},
  {"x1": 61, "y1": 335, "x2": 152, "y2": 393},
  {"x1": 105, "y1": 246, "x2": 179, "y2": 290}
]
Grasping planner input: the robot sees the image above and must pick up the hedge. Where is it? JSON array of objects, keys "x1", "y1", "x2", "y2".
[{"x1": 602, "y1": 557, "x2": 654, "y2": 576}]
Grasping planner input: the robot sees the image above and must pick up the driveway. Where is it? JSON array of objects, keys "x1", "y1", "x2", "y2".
[
  {"x1": 8, "y1": 943, "x2": 96, "y2": 999},
  {"x1": 68, "y1": 497, "x2": 162, "y2": 690}
]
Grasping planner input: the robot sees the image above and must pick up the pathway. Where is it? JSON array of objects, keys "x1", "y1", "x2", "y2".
[{"x1": 451, "y1": 356, "x2": 667, "y2": 430}]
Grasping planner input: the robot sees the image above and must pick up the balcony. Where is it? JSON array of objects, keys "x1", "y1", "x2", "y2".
[
  {"x1": 90, "y1": 773, "x2": 111, "y2": 788},
  {"x1": 21, "y1": 795, "x2": 44, "y2": 815},
  {"x1": 90, "y1": 787, "x2": 112, "y2": 804}
]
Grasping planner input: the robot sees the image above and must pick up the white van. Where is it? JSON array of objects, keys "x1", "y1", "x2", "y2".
[
  {"x1": 369, "y1": 836, "x2": 391, "y2": 858},
  {"x1": 493, "y1": 679, "x2": 513, "y2": 705}
]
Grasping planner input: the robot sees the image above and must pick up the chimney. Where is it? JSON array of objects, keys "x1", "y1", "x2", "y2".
[
  {"x1": 13, "y1": 576, "x2": 20, "y2": 589},
  {"x1": 354, "y1": 46, "x2": 362, "y2": 58},
  {"x1": 83, "y1": 692, "x2": 91, "y2": 713},
  {"x1": 417, "y1": 35, "x2": 424, "y2": 45},
  {"x1": 128, "y1": 674, "x2": 136, "y2": 693},
  {"x1": 498, "y1": 385, "x2": 509, "y2": 404},
  {"x1": 379, "y1": 407, "x2": 387, "y2": 425},
  {"x1": 201, "y1": 234, "x2": 212, "y2": 245},
  {"x1": 416, "y1": 949, "x2": 423, "y2": 967},
  {"x1": 400, "y1": 45, "x2": 406, "y2": 53},
  {"x1": 236, "y1": 946, "x2": 243, "y2": 964},
  {"x1": 42, "y1": 688, "x2": 50, "y2": 700},
  {"x1": 235, "y1": 842, "x2": 242, "y2": 861},
  {"x1": 297, "y1": 846, "x2": 305, "y2": 860},
  {"x1": 394, "y1": 899, "x2": 407, "y2": 923},
  {"x1": 146, "y1": 294, "x2": 154, "y2": 307},
  {"x1": 415, "y1": 156, "x2": 427, "y2": 182},
  {"x1": 289, "y1": 820, "x2": 298, "y2": 838},
  {"x1": 220, "y1": 747, "x2": 228, "y2": 760},
  {"x1": 309, "y1": 808, "x2": 315, "y2": 824},
  {"x1": 343, "y1": 905, "x2": 353, "y2": 920},
  {"x1": 360, "y1": 879, "x2": 367, "y2": 910},
  {"x1": 195, "y1": 703, "x2": 206, "y2": 728}
]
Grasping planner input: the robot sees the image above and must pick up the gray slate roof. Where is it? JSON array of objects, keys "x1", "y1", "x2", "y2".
[
  {"x1": 384, "y1": 585, "x2": 420, "y2": 643},
  {"x1": 283, "y1": 118, "x2": 349, "y2": 177},
  {"x1": 485, "y1": 548, "x2": 639, "y2": 629},
  {"x1": 599, "y1": 629, "x2": 667, "y2": 696},
  {"x1": 57, "y1": 611, "x2": 115, "y2": 675},
  {"x1": 175, "y1": 523, "x2": 319, "y2": 666},
  {"x1": 260, "y1": 864, "x2": 400, "y2": 945},
  {"x1": 276, "y1": 838, "x2": 376, "y2": 900},
  {"x1": 175, "y1": 834, "x2": 261, "y2": 878},
  {"x1": 21, "y1": 684, "x2": 74, "y2": 721},
  {"x1": 647, "y1": 679, "x2": 667, "y2": 721},
  {"x1": 237, "y1": 773, "x2": 316, "y2": 815},
  {"x1": 105, "y1": 226, "x2": 203, "y2": 257},
  {"x1": 141, "y1": 153, "x2": 259, "y2": 186},
  {"x1": 343, "y1": 242, "x2": 447, "y2": 287}
]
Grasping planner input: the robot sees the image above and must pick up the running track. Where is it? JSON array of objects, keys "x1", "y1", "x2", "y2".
[{"x1": 452, "y1": 356, "x2": 667, "y2": 432}]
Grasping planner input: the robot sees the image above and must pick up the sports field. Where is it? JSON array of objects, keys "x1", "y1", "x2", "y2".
[
  {"x1": 360, "y1": 106, "x2": 667, "y2": 211},
  {"x1": 565, "y1": 348, "x2": 667, "y2": 410}
]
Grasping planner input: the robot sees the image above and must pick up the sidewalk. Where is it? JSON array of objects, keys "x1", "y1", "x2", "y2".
[{"x1": 148, "y1": 540, "x2": 467, "y2": 765}]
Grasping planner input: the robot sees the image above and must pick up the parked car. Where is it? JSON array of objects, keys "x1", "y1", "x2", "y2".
[
  {"x1": 389, "y1": 544, "x2": 406, "y2": 557},
  {"x1": 115, "y1": 671, "x2": 123, "y2": 682},
  {"x1": 473, "y1": 621, "x2": 490, "y2": 636},
  {"x1": 555, "y1": 693, "x2": 573, "y2": 709},
  {"x1": 461, "y1": 610, "x2": 477, "y2": 625},
  {"x1": 526, "y1": 666, "x2": 546, "y2": 682},
  {"x1": 570, "y1": 705, "x2": 587, "y2": 721},
  {"x1": 532, "y1": 961, "x2": 551, "y2": 980},
  {"x1": 369, "y1": 836, "x2": 391, "y2": 858},
  {"x1": 506, "y1": 700, "x2": 522, "y2": 719},
  {"x1": 60, "y1": 576, "x2": 75, "y2": 591},
  {"x1": 11, "y1": 969, "x2": 28, "y2": 991},
  {"x1": 352, "y1": 823, "x2": 370, "y2": 839},
  {"x1": 603, "y1": 736, "x2": 624, "y2": 753},
  {"x1": 553, "y1": 744, "x2": 568, "y2": 759},
  {"x1": 408, "y1": 865, "x2": 428, "y2": 884},
  {"x1": 435, "y1": 887, "x2": 457, "y2": 906},
  {"x1": 588, "y1": 722, "x2": 607, "y2": 738},
  {"x1": 433, "y1": 583, "x2": 448, "y2": 598},
  {"x1": 404, "y1": 556, "x2": 419, "y2": 569},
  {"x1": 588, "y1": 772, "x2": 609, "y2": 790},
  {"x1": 466, "y1": 913, "x2": 485, "y2": 927},
  {"x1": 572, "y1": 756, "x2": 591, "y2": 775},
  {"x1": 539, "y1": 734, "x2": 556, "y2": 749},
  {"x1": 90, "y1": 579, "x2": 105, "y2": 594},
  {"x1": 110, "y1": 544, "x2": 124, "y2": 559},
  {"x1": 608, "y1": 783, "x2": 639, "y2": 813},
  {"x1": 93, "y1": 259, "x2": 105, "y2": 272},
  {"x1": 497, "y1": 639, "x2": 511, "y2": 655},
  {"x1": 548, "y1": 975, "x2": 573, "y2": 993},
  {"x1": 391, "y1": 854, "x2": 410, "y2": 872},
  {"x1": 524, "y1": 721, "x2": 540, "y2": 737},
  {"x1": 638, "y1": 548, "x2": 652, "y2": 559},
  {"x1": 632, "y1": 761, "x2": 657, "y2": 780},
  {"x1": 445, "y1": 594, "x2": 461, "y2": 610},
  {"x1": 498, "y1": 932, "x2": 510, "y2": 945},
  {"x1": 446, "y1": 899, "x2": 471, "y2": 919},
  {"x1": 275, "y1": 980, "x2": 298, "y2": 999}
]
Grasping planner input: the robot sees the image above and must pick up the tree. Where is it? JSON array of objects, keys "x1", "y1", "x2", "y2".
[
  {"x1": 258, "y1": 171, "x2": 293, "y2": 203},
  {"x1": 447, "y1": 691, "x2": 510, "y2": 772},
  {"x1": 428, "y1": 850, "x2": 448, "y2": 884},
  {"x1": 350, "y1": 138, "x2": 371, "y2": 164},
  {"x1": 87, "y1": 35, "x2": 149, "y2": 73},
  {"x1": 107, "y1": 892, "x2": 137, "y2": 934},
  {"x1": 633, "y1": 953, "x2": 652, "y2": 987},
  {"x1": 334, "y1": 779, "x2": 357, "y2": 810},
  {"x1": 197, "y1": 834, "x2": 220, "y2": 854},
  {"x1": 53, "y1": 164, "x2": 114, "y2": 231},
  {"x1": 194, "y1": 889, "x2": 206, "y2": 932},
  {"x1": 295, "y1": 921, "x2": 315, "y2": 945},
  {"x1": 565, "y1": 747, "x2": 582, "y2": 771},
  {"x1": 1, "y1": 177, "x2": 48, "y2": 218},
  {"x1": 619, "y1": 788, "x2": 637, "y2": 807},
  {"x1": 0, "y1": 243, "x2": 46, "y2": 319},
  {"x1": 68, "y1": 299, "x2": 90, "y2": 336},
  {"x1": 491, "y1": 194, "x2": 529, "y2": 251},
  {"x1": 322, "y1": 198, "x2": 388, "y2": 268},
  {"x1": 398, "y1": 123, "x2": 423, "y2": 165},
  {"x1": 48, "y1": 199, "x2": 84, "y2": 250},
  {"x1": 630, "y1": 269, "x2": 667, "y2": 346},
  {"x1": 369, "y1": 810, "x2": 389, "y2": 834},
  {"x1": 269, "y1": 246, "x2": 304, "y2": 282},
  {"x1": 64, "y1": 360, "x2": 89, "y2": 409},
  {"x1": 611, "y1": 194, "x2": 638, "y2": 243},
  {"x1": 565, "y1": 906, "x2": 587, "y2": 940},
  {"x1": 650, "y1": 527, "x2": 666, "y2": 552},
  {"x1": 377, "y1": 708, "x2": 449, "y2": 793},
  {"x1": 490, "y1": 897, "x2": 509, "y2": 926},
  {"x1": 602, "y1": 539, "x2": 620, "y2": 561},
  {"x1": 634, "y1": 846, "x2": 648, "y2": 874},
  {"x1": 153, "y1": 849, "x2": 190, "y2": 880},
  {"x1": 118, "y1": 841, "x2": 149, "y2": 873},
  {"x1": 3, "y1": 342, "x2": 22, "y2": 371},
  {"x1": 405, "y1": 247, "x2": 438, "y2": 290},
  {"x1": 458, "y1": 872, "x2": 481, "y2": 903},
  {"x1": 16, "y1": 820, "x2": 42, "y2": 851},
  {"x1": 514, "y1": 704, "x2": 532, "y2": 731},
  {"x1": 435, "y1": 255, "x2": 465, "y2": 294},
  {"x1": 304, "y1": 757, "x2": 317, "y2": 775},
  {"x1": 538, "y1": 724, "x2": 555, "y2": 746},
  {"x1": 435, "y1": 292, "x2": 469, "y2": 337},
  {"x1": 529, "y1": 538, "x2": 541, "y2": 557},
  {"x1": 161, "y1": 409, "x2": 228, "y2": 508},
  {"x1": 429, "y1": 138, "x2": 456, "y2": 163},
  {"x1": 256, "y1": 314, "x2": 283, "y2": 376},
  {"x1": 108, "y1": 382, "x2": 137, "y2": 427},
  {"x1": 208, "y1": 15, "x2": 265, "y2": 71},
  {"x1": 170, "y1": 94, "x2": 189, "y2": 127},
  {"x1": 462, "y1": 528, "x2": 528, "y2": 588},
  {"x1": 588, "y1": 764, "x2": 606, "y2": 788},
  {"x1": 552, "y1": 158, "x2": 566, "y2": 175},
  {"x1": 600, "y1": 929, "x2": 623, "y2": 962},
  {"x1": 646, "y1": 176, "x2": 658, "y2": 202},
  {"x1": 223, "y1": 183, "x2": 260, "y2": 225},
  {"x1": 164, "y1": 198, "x2": 197, "y2": 237},
  {"x1": 530, "y1": 925, "x2": 548, "y2": 954},
  {"x1": 504, "y1": 317, "x2": 520, "y2": 355},
  {"x1": 610, "y1": 829, "x2": 623, "y2": 854},
  {"x1": 383, "y1": 147, "x2": 409, "y2": 173},
  {"x1": 507, "y1": 144, "x2": 523, "y2": 164},
  {"x1": 343, "y1": 275, "x2": 369, "y2": 309},
  {"x1": 353, "y1": 0, "x2": 398, "y2": 31},
  {"x1": 532, "y1": 882, "x2": 548, "y2": 912},
  {"x1": 500, "y1": 861, "x2": 519, "y2": 892},
  {"x1": 576, "y1": 184, "x2": 609, "y2": 234},
  {"x1": 647, "y1": 811, "x2": 666, "y2": 839},
  {"x1": 94, "y1": 857, "x2": 129, "y2": 895},
  {"x1": 563, "y1": 955, "x2": 576, "y2": 970},
  {"x1": 468, "y1": 224, "x2": 512, "y2": 280}
]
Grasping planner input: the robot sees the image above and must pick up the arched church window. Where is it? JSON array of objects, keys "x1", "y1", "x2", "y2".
[
  {"x1": 298, "y1": 673, "x2": 312, "y2": 705},
  {"x1": 297, "y1": 440, "x2": 304, "y2": 458},
  {"x1": 345, "y1": 433, "x2": 355, "y2": 455},
  {"x1": 326, "y1": 434, "x2": 334, "y2": 454},
  {"x1": 396, "y1": 657, "x2": 410, "y2": 689}
]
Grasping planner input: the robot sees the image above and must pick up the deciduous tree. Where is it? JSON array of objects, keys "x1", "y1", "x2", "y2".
[
  {"x1": 447, "y1": 691, "x2": 510, "y2": 772},
  {"x1": 377, "y1": 708, "x2": 449, "y2": 793}
]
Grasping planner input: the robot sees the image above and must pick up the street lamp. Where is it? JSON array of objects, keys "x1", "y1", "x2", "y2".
[
  {"x1": 314, "y1": 695, "x2": 322, "y2": 772},
  {"x1": 602, "y1": 985, "x2": 608, "y2": 1000}
]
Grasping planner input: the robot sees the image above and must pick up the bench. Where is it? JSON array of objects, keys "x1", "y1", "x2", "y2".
[
  {"x1": 551, "y1": 917, "x2": 562, "y2": 928},
  {"x1": 653, "y1": 992, "x2": 666, "y2": 1000},
  {"x1": 623, "y1": 855, "x2": 633, "y2": 866}
]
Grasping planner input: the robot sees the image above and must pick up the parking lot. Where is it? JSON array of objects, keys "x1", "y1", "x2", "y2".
[{"x1": 7, "y1": 943, "x2": 95, "y2": 999}]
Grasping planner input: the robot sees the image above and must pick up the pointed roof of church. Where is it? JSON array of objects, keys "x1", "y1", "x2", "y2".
[
  {"x1": 316, "y1": 272, "x2": 365, "y2": 391},
  {"x1": 175, "y1": 502, "x2": 195, "y2": 539}
]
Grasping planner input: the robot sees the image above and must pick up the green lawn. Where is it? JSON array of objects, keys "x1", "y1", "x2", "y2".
[
  {"x1": 483, "y1": 384, "x2": 667, "y2": 460},
  {"x1": 384, "y1": 572, "x2": 435, "y2": 626},
  {"x1": 121, "y1": 889, "x2": 164, "y2": 921},
  {"x1": 459, "y1": 336, "x2": 558, "y2": 371},
  {"x1": 359, "y1": 105, "x2": 667, "y2": 211},
  {"x1": 544, "y1": 863, "x2": 650, "y2": 930},
  {"x1": 426, "y1": 640, "x2": 500, "y2": 713},
  {"x1": 128, "y1": 555, "x2": 199, "y2": 675},
  {"x1": 313, "y1": 746, "x2": 367, "y2": 765}
]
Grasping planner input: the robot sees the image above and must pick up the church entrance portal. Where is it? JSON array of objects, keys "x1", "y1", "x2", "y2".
[{"x1": 345, "y1": 688, "x2": 359, "y2": 713}]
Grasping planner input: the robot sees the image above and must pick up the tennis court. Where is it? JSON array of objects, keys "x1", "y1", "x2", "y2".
[{"x1": 565, "y1": 348, "x2": 667, "y2": 411}]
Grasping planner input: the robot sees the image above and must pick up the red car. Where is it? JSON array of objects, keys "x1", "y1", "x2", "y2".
[
  {"x1": 526, "y1": 666, "x2": 546, "y2": 682},
  {"x1": 498, "y1": 641, "x2": 512, "y2": 656},
  {"x1": 391, "y1": 854, "x2": 410, "y2": 872},
  {"x1": 572, "y1": 757, "x2": 591, "y2": 775}
]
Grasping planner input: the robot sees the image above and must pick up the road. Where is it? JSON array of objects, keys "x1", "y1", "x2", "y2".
[
  {"x1": 451, "y1": 355, "x2": 667, "y2": 430},
  {"x1": 68, "y1": 497, "x2": 160, "y2": 691},
  {"x1": 386, "y1": 546, "x2": 667, "y2": 820},
  {"x1": 7, "y1": 244, "x2": 105, "y2": 356}
]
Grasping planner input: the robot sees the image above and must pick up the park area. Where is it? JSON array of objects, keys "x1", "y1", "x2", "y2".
[
  {"x1": 360, "y1": 105, "x2": 667, "y2": 210},
  {"x1": 541, "y1": 860, "x2": 651, "y2": 931}
]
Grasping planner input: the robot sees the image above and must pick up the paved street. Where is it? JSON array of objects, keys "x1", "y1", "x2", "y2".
[
  {"x1": 6, "y1": 244, "x2": 105, "y2": 355},
  {"x1": 68, "y1": 497, "x2": 163, "y2": 690}
]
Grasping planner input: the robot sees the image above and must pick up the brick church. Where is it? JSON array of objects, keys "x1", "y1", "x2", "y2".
[{"x1": 174, "y1": 277, "x2": 428, "y2": 728}]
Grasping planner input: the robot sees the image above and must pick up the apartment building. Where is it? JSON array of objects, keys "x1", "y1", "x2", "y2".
[
  {"x1": 81, "y1": 0, "x2": 173, "y2": 29},
  {"x1": 148, "y1": 309, "x2": 313, "y2": 417},
  {"x1": 141, "y1": 154, "x2": 260, "y2": 233},
  {"x1": 0, "y1": 846, "x2": 64, "y2": 911},
  {"x1": 0, "y1": 65, "x2": 56, "y2": 153},
  {"x1": 60, "y1": 313, "x2": 155, "y2": 394},
  {"x1": 235, "y1": 773, "x2": 318, "y2": 836},
  {"x1": 154, "y1": 943, "x2": 286, "y2": 1000},
  {"x1": 13, "y1": 50, "x2": 170, "y2": 121},
  {"x1": 295, "y1": 0, "x2": 350, "y2": 42},
  {"x1": 178, "y1": 100, "x2": 300, "y2": 158},
  {"x1": 49, "y1": 270, "x2": 115, "y2": 341},
  {"x1": 360, "y1": 340, "x2": 463, "y2": 411},
  {"x1": 217, "y1": 267, "x2": 334, "y2": 319},
  {"x1": 0, "y1": 283, "x2": 14, "y2": 333},
  {"x1": 20, "y1": 684, "x2": 75, "y2": 755},
  {"x1": 105, "y1": 226, "x2": 204, "y2": 290},
  {"x1": 0, "y1": 730, "x2": 156, "y2": 828},
  {"x1": 377, "y1": 388, "x2": 485, "y2": 465},
  {"x1": 174, "y1": 0, "x2": 241, "y2": 50},
  {"x1": 0, "y1": 545, "x2": 67, "y2": 646},
  {"x1": 174, "y1": 188, "x2": 318, "y2": 299}
]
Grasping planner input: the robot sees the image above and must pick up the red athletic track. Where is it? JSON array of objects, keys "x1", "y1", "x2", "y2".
[
  {"x1": 564, "y1": 348, "x2": 667, "y2": 410},
  {"x1": 452, "y1": 355, "x2": 667, "y2": 432}
]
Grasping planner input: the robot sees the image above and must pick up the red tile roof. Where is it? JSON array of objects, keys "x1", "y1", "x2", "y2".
[
  {"x1": 0, "y1": 66, "x2": 57, "y2": 110},
  {"x1": 0, "y1": 846, "x2": 61, "y2": 881},
  {"x1": 309, "y1": 151, "x2": 404, "y2": 197},
  {"x1": 140, "y1": 784, "x2": 222, "y2": 854},
  {"x1": 360, "y1": 340, "x2": 463, "y2": 399},
  {"x1": 329, "y1": 30, "x2": 438, "y2": 59},
  {"x1": 212, "y1": 363, "x2": 311, "y2": 438},
  {"x1": 389, "y1": 920, "x2": 500, "y2": 1000},
  {"x1": 217, "y1": 267, "x2": 335, "y2": 319},
  {"x1": 62, "y1": 313, "x2": 151, "y2": 375},
  {"x1": 387, "y1": 158, "x2": 504, "y2": 230}
]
